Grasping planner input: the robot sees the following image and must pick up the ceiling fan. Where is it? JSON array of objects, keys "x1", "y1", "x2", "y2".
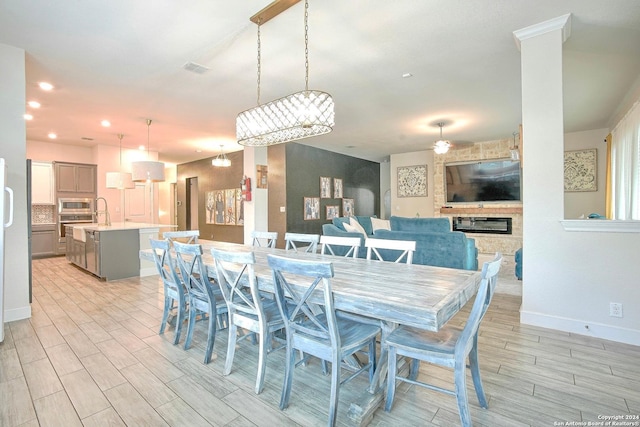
[{"x1": 429, "y1": 122, "x2": 474, "y2": 153}]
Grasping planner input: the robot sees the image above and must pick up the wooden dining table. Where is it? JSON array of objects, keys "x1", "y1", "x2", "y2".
[{"x1": 140, "y1": 239, "x2": 481, "y2": 426}]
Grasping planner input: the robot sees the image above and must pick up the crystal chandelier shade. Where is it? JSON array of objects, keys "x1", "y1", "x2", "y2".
[
  {"x1": 237, "y1": 90, "x2": 334, "y2": 146},
  {"x1": 237, "y1": 0, "x2": 334, "y2": 147}
]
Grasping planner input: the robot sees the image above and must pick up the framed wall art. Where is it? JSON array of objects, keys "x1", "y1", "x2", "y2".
[
  {"x1": 320, "y1": 176, "x2": 332, "y2": 198},
  {"x1": 564, "y1": 149, "x2": 597, "y2": 192},
  {"x1": 304, "y1": 197, "x2": 320, "y2": 220},
  {"x1": 326, "y1": 205, "x2": 340, "y2": 220},
  {"x1": 397, "y1": 164, "x2": 428, "y2": 197},
  {"x1": 342, "y1": 198, "x2": 354, "y2": 217},
  {"x1": 333, "y1": 178, "x2": 343, "y2": 198}
]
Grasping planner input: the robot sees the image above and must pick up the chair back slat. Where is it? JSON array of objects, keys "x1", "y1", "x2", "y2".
[
  {"x1": 320, "y1": 235, "x2": 362, "y2": 258},
  {"x1": 149, "y1": 238, "x2": 182, "y2": 294},
  {"x1": 268, "y1": 254, "x2": 337, "y2": 345},
  {"x1": 365, "y1": 238, "x2": 416, "y2": 264},
  {"x1": 251, "y1": 230, "x2": 278, "y2": 248},
  {"x1": 456, "y1": 252, "x2": 503, "y2": 356},
  {"x1": 164, "y1": 230, "x2": 199, "y2": 244},
  {"x1": 210, "y1": 248, "x2": 262, "y2": 319},
  {"x1": 173, "y1": 241, "x2": 216, "y2": 303},
  {"x1": 284, "y1": 232, "x2": 320, "y2": 253}
]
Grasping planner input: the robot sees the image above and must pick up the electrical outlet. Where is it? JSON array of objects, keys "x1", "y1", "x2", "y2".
[{"x1": 609, "y1": 302, "x2": 623, "y2": 318}]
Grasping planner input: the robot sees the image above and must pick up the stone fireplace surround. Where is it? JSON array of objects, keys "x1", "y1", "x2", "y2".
[{"x1": 433, "y1": 138, "x2": 523, "y2": 255}]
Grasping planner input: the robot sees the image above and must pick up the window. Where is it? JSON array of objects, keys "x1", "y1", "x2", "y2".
[{"x1": 610, "y1": 99, "x2": 640, "y2": 220}]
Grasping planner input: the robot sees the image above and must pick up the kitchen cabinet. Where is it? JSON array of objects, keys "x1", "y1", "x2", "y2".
[
  {"x1": 31, "y1": 161, "x2": 55, "y2": 204},
  {"x1": 32, "y1": 225, "x2": 56, "y2": 257},
  {"x1": 55, "y1": 162, "x2": 97, "y2": 194}
]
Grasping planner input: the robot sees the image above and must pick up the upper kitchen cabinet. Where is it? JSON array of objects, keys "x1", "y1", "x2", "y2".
[
  {"x1": 55, "y1": 162, "x2": 97, "y2": 194},
  {"x1": 31, "y1": 161, "x2": 55, "y2": 204}
]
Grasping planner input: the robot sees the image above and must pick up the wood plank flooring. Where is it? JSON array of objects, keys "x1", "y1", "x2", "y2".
[{"x1": 1, "y1": 256, "x2": 638, "y2": 426}]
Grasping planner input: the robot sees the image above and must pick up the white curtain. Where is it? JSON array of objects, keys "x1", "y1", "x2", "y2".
[{"x1": 611, "y1": 99, "x2": 640, "y2": 220}]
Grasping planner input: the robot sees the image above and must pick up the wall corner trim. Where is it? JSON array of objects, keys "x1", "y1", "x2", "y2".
[{"x1": 513, "y1": 13, "x2": 572, "y2": 50}]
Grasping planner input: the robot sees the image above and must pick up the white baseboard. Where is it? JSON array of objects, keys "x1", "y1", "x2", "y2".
[
  {"x1": 4, "y1": 305, "x2": 32, "y2": 322},
  {"x1": 520, "y1": 309, "x2": 640, "y2": 346},
  {"x1": 139, "y1": 267, "x2": 157, "y2": 277}
]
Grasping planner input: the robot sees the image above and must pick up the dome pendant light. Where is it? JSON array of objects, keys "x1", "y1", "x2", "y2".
[
  {"x1": 433, "y1": 122, "x2": 451, "y2": 154},
  {"x1": 106, "y1": 134, "x2": 135, "y2": 189},
  {"x1": 131, "y1": 119, "x2": 165, "y2": 182}
]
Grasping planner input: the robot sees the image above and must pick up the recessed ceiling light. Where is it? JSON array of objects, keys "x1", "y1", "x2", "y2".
[
  {"x1": 195, "y1": 149, "x2": 202, "y2": 153},
  {"x1": 38, "y1": 82, "x2": 54, "y2": 91},
  {"x1": 101, "y1": 120, "x2": 111, "y2": 127},
  {"x1": 24, "y1": 114, "x2": 33, "y2": 120},
  {"x1": 48, "y1": 133, "x2": 57, "y2": 139},
  {"x1": 28, "y1": 101, "x2": 41, "y2": 108},
  {"x1": 402, "y1": 73, "x2": 413, "y2": 78}
]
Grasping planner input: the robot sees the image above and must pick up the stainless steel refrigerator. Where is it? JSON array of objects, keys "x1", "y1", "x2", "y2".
[{"x1": 0, "y1": 158, "x2": 15, "y2": 342}]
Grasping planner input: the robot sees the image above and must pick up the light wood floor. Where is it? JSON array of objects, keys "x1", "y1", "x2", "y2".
[{"x1": 1, "y1": 257, "x2": 639, "y2": 426}]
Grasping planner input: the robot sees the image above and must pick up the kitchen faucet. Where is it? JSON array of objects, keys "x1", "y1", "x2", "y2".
[{"x1": 95, "y1": 197, "x2": 111, "y2": 226}]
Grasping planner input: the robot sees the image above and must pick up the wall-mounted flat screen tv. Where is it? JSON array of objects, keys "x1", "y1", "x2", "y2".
[{"x1": 445, "y1": 159, "x2": 521, "y2": 203}]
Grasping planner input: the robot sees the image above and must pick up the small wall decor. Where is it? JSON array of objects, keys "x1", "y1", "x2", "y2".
[
  {"x1": 207, "y1": 189, "x2": 243, "y2": 225},
  {"x1": 320, "y1": 176, "x2": 332, "y2": 198},
  {"x1": 564, "y1": 149, "x2": 597, "y2": 192},
  {"x1": 397, "y1": 164, "x2": 428, "y2": 197},
  {"x1": 326, "y1": 205, "x2": 340, "y2": 220},
  {"x1": 333, "y1": 178, "x2": 343, "y2": 198},
  {"x1": 256, "y1": 165, "x2": 268, "y2": 189},
  {"x1": 304, "y1": 197, "x2": 320, "y2": 220},
  {"x1": 342, "y1": 198, "x2": 355, "y2": 217}
]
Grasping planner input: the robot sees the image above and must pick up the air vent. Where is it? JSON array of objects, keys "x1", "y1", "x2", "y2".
[
  {"x1": 81, "y1": 137, "x2": 94, "y2": 141},
  {"x1": 183, "y1": 62, "x2": 210, "y2": 74}
]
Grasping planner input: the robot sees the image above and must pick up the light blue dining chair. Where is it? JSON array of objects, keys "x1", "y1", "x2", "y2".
[
  {"x1": 267, "y1": 254, "x2": 381, "y2": 427},
  {"x1": 150, "y1": 238, "x2": 187, "y2": 345},
  {"x1": 211, "y1": 247, "x2": 286, "y2": 394},
  {"x1": 320, "y1": 235, "x2": 362, "y2": 259},
  {"x1": 365, "y1": 237, "x2": 416, "y2": 264},
  {"x1": 163, "y1": 230, "x2": 200, "y2": 244},
  {"x1": 173, "y1": 241, "x2": 228, "y2": 364},
  {"x1": 251, "y1": 230, "x2": 278, "y2": 248},
  {"x1": 284, "y1": 232, "x2": 320, "y2": 253},
  {"x1": 384, "y1": 252, "x2": 503, "y2": 427}
]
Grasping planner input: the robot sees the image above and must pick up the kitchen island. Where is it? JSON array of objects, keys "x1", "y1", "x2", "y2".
[{"x1": 65, "y1": 222, "x2": 174, "y2": 281}]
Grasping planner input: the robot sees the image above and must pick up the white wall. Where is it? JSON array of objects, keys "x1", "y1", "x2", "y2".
[
  {"x1": 389, "y1": 150, "x2": 434, "y2": 218},
  {"x1": 564, "y1": 128, "x2": 608, "y2": 219},
  {"x1": 518, "y1": 18, "x2": 640, "y2": 346},
  {"x1": 0, "y1": 43, "x2": 31, "y2": 322}
]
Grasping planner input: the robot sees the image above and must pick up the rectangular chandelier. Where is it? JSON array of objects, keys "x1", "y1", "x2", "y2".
[{"x1": 236, "y1": 90, "x2": 334, "y2": 147}]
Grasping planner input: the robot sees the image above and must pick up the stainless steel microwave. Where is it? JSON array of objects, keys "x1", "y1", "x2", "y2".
[{"x1": 58, "y1": 197, "x2": 94, "y2": 215}]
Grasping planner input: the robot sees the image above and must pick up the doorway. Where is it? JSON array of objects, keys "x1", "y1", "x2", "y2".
[{"x1": 186, "y1": 177, "x2": 198, "y2": 230}]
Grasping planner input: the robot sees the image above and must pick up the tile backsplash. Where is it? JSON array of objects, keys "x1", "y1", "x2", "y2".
[{"x1": 32, "y1": 204, "x2": 55, "y2": 224}]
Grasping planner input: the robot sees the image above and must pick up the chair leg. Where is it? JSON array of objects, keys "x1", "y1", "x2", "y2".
[
  {"x1": 454, "y1": 358, "x2": 472, "y2": 427},
  {"x1": 204, "y1": 307, "x2": 217, "y2": 364},
  {"x1": 159, "y1": 296, "x2": 171, "y2": 334},
  {"x1": 255, "y1": 329, "x2": 269, "y2": 394},
  {"x1": 368, "y1": 338, "x2": 376, "y2": 383},
  {"x1": 469, "y1": 339, "x2": 488, "y2": 408},
  {"x1": 384, "y1": 346, "x2": 397, "y2": 412},
  {"x1": 184, "y1": 303, "x2": 197, "y2": 350},
  {"x1": 280, "y1": 338, "x2": 296, "y2": 410},
  {"x1": 409, "y1": 358, "x2": 420, "y2": 381},
  {"x1": 328, "y1": 357, "x2": 340, "y2": 427},
  {"x1": 173, "y1": 299, "x2": 185, "y2": 345},
  {"x1": 224, "y1": 324, "x2": 238, "y2": 376}
]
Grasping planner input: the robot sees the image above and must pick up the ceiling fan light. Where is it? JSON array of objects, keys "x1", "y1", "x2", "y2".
[{"x1": 433, "y1": 139, "x2": 451, "y2": 154}]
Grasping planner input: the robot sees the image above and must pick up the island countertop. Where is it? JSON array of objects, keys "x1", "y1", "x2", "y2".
[{"x1": 69, "y1": 222, "x2": 175, "y2": 232}]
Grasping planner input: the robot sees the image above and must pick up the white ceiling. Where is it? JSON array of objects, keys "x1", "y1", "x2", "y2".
[{"x1": 2, "y1": 0, "x2": 640, "y2": 164}]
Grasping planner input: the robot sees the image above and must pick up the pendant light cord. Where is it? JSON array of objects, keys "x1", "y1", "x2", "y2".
[
  {"x1": 146, "y1": 119, "x2": 152, "y2": 158},
  {"x1": 257, "y1": 19, "x2": 261, "y2": 106},
  {"x1": 304, "y1": 0, "x2": 309, "y2": 92}
]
